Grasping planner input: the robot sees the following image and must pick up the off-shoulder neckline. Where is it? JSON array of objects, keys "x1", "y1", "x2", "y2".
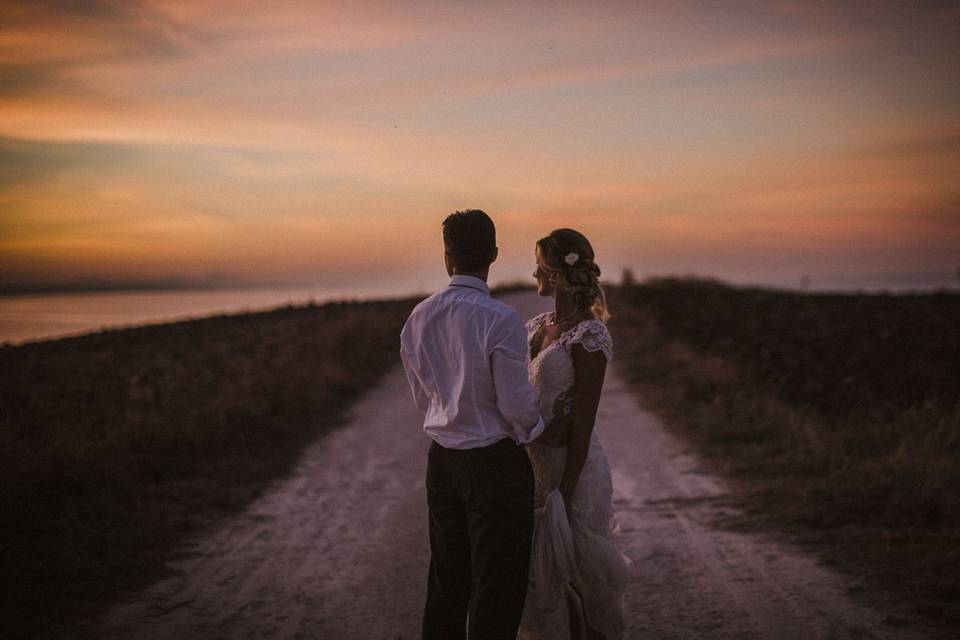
[
  {"x1": 529, "y1": 312, "x2": 605, "y2": 361},
  {"x1": 533, "y1": 311, "x2": 602, "y2": 333}
]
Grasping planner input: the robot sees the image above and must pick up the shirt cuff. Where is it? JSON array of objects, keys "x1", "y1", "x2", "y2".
[{"x1": 517, "y1": 415, "x2": 546, "y2": 444}]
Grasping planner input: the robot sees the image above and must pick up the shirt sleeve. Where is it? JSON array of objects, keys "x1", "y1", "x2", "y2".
[
  {"x1": 490, "y1": 313, "x2": 545, "y2": 443},
  {"x1": 400, "y1": 337, "x2": 431, "y2": 414}
]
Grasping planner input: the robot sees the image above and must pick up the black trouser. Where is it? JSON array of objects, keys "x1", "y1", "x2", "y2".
[{"x1": 422, "y1": 437, "x2": 535, "y2": 640}]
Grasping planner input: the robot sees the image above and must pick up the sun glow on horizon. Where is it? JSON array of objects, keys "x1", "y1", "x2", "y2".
[{"x1": 2, "y1": 0, "x2": 958, "y2": 293}]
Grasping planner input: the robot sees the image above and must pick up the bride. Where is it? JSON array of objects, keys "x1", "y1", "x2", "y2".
[{"x1": 519, "y1": 229, "x2": 629, "y2": 640}]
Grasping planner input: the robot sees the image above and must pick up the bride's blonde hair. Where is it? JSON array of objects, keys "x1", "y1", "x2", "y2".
[{"x1": 536, "y1": 228, "x2": 611, "y2": 324}]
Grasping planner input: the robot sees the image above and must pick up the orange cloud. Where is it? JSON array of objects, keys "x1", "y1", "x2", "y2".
[{"x1": 2, "y1": 1, "x2": 958, "y2": 292}]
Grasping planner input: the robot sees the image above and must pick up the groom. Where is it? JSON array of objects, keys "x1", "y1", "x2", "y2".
[{"x1": 400, "y1": 210, "x2": 554, "y2": 640}]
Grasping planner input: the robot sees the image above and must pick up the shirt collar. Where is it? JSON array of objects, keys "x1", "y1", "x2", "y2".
[{"x1": 448, "y1": 274, "x2": 491, "y2": 296}]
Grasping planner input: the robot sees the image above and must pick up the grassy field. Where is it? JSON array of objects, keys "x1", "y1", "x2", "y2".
[
  {"x1": 607, "y1": 278, "x2": 960, "y2": 633},
  {"x1": 0, "y1": 296, "x2": 419, "y2": 638},
  {"x1": 5, "y1": 280, "x2": 958, "y2": 636}
]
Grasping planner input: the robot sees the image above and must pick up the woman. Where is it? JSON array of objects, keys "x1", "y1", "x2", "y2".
[{"x1": 519, "y1": 229, "x2": 628, "y2": 640}]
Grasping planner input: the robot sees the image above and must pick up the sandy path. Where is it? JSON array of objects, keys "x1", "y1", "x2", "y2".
[{"x1": 100, "y1": 292, "x2": 923, "y2": 639}]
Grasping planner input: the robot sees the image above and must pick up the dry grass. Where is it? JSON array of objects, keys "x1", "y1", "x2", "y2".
[
  {"x1": 0, "y1": 296, "x2": 419, "y2": 639},
  {"x1": 607, "y1": 277, "x2": 960, "y2": 634}
]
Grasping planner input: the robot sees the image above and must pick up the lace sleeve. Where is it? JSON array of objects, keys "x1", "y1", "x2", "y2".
[{"x1": 566, "y1": 319, "x2": 613, "y2": 362}]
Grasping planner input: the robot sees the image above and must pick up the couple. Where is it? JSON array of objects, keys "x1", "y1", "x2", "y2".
[{"x1": 400, "y1": 210, "x2": 628, "y2": 640}]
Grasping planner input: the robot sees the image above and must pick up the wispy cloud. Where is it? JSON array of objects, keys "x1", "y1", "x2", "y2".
[{"x1": 1, "y1": 1, "x2": 958, "y2": 291}]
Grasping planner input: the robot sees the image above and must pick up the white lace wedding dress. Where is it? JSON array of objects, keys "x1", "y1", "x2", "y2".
[{"x1": 519, "y1": 312, "x2": 629, "y2": 640}]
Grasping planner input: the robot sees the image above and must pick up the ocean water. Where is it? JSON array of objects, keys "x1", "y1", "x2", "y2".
[
  {"x1": 0, "y1": 285, "x2": 419, "y2": 346},
  {"x1": 4, "y1": 272, "x2": 954, "y2": 346}
]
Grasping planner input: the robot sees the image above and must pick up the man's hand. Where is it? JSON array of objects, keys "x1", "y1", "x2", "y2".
[{"x1": 535, "y1": 412, "x2": 573, "y2": 446}]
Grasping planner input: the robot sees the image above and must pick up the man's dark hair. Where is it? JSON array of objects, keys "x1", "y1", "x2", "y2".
[{"x1": 442, "y1": 209, "x2": 496, "y2": 272}]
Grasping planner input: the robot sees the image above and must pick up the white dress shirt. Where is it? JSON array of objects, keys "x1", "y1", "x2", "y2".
[{"x1": 400, "y1": 275, "x2": 546, "y2": 449}]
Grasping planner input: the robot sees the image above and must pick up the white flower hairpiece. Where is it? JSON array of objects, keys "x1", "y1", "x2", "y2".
[{"x1": 564, "y1": 252, "x2": 579, "y2": 266}]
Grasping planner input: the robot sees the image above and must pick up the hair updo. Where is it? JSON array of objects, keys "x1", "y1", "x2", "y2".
[{"x1": 536, "y1": 228, "x2": 611, "y2": 323}]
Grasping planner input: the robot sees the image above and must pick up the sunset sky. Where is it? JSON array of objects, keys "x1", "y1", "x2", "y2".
[{"x1": 1, "y1": 0, "x2": 958, "y2": 295}]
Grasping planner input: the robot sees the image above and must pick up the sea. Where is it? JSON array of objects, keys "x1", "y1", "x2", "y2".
[
  {"x1": 3, "y1": 272, "x2": 955, "y2": 346},
  {"x1": 0, "y1": 285, "x2": 424, "y2": 346}
]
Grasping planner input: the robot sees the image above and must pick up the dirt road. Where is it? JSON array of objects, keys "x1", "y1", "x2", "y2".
[{"x1": 99, "y1": 292, "x2": 923, "y2": 639}]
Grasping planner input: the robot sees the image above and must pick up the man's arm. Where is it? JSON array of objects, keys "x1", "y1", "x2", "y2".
[
  {"x1": 490, "y1": 314, "x2": 545, "y2": 443},
  {"x1": 400, "y1": 339, "x2": 431, "y2": 413}
]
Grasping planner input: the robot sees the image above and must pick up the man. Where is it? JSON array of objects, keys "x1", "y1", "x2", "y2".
[{"x1": 400, "y1": 210, "x2": 558, "y2": 640}]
